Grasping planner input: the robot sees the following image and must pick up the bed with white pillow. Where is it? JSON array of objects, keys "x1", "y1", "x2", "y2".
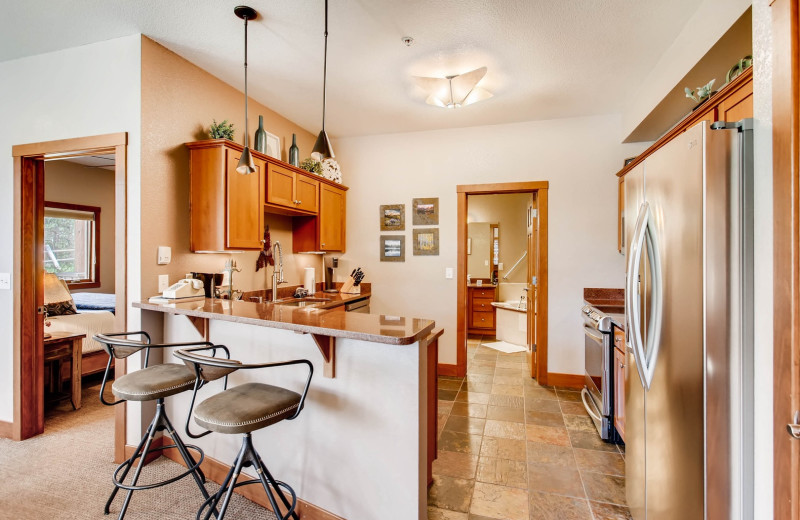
[{"x1": 44, "y1": 273, "x2": 115, "y2": 376}]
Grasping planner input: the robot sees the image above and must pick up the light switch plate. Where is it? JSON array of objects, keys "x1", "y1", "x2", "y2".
[
  {"x1": 498, "y1": 262, "x2": 504, "y2": 270},
  {"x1": 158, "y1": 274, "x2": 169, "y2": 292},
  {"x1": 0, "y1": 273, "x2": 10, "y2": 290},
  {"x1": 445, "y1": 268, "x2": 453, "y2": 279},
  {"x1": 157, "y1": 246, "x2": 171, "y2": 265}
]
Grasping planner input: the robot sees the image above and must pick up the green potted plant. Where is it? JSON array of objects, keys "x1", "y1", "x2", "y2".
[{"x1": 209, "y1": 119, "x2": 235, "y2": 140}]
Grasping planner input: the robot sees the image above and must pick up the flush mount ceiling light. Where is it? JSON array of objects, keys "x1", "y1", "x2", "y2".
[
  {"x1": 414, "y1": 66, "x2": 493, "y2": 109},
  {"x1": 312, "y1": 0, "x2": 335, "y2": 160},
  {"x1": 235, "y1": 5, "x2": 257, "y2": 174}
]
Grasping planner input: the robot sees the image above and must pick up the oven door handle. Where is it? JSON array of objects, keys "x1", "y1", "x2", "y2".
[
  {"x1": 581, "y1": 387, "x2": 604, "y2": 423},
  {"x1": 583, "y1": 325, "x2": 604, "y2": 344}
]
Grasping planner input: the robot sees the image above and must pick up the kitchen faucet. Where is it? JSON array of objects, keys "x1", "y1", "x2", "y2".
[{"x1": 272, "y1": 241, "x2": 286, "y2": 301}]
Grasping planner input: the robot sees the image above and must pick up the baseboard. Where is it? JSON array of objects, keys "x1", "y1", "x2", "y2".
[
  {"x1": 437, "y1": 363, "x2": 459, "y2": 377},
  {"x1": 547, "y1": 372, "x2": 584, "y2": 389},
  {"x1": 124, "y1": 437, "x2": 166, "y2": 466},
  {"x1": 0, "y1": 420, "x2": 13, "y2": 439},
  {"x1": 161, "y1": 445, "x2": 344, "y2": 520}
]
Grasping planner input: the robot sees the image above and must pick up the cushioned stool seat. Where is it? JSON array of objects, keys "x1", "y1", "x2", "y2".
[
  {"x1": 194, "y1": 382, "x2": 301, "y2": 434},
  {"x1": 112, "y1": 363, "x2": 196, "y2": 402}
]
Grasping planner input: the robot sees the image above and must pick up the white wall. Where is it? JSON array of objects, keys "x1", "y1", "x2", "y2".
[
  {"x1": 0, "y1": 35, "x2": 142, "y2": 423},
  {"x1": 751, "y1": 0, "x2": 773, "y2": 515},
  {"x1": 335, "y1": 114, "x2": 649, "y2": 373}
]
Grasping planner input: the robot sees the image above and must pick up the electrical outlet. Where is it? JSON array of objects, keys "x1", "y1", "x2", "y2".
[
  {"x1": 498, "y1": 262, "x2": 504, "y2": 270},
  {"x1": 157, "y1": 246, "x2": 171, "y2": 265},
  {"x1": 158, "y1": 274, "x2": 169, "y2": 292},
  {"x1": 484, "y1": 260, "x2": 489, "y2": 266},
  {"x1": 0, "y1": 273, "x2": 9, "y2": 290},
  {"x1": 445, "y1": 268, "x2": 453, "y2": 279}
]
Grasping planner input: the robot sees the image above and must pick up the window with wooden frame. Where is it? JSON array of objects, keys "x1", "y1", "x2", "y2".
[{"x1": 43, "y1": 201, "x2": 100, "y2": 289}]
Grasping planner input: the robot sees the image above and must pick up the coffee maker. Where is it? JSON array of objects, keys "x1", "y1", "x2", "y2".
[{"x1": 323, "y1": 257, "x2": 339, "y2": 293}]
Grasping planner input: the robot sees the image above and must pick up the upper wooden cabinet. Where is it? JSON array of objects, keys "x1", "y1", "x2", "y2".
[
  {"x1": 615, "y1": 68, "x2": 753, "y2": 252},
  {"x1": 266, "y1": 162, "x2": 319, "y2": 214},
  {"x1": 188, "y1": 140, "x2": 264, "y2": 251},
  {"x1": 293, "y1": 183, "x2": 347, "y2": 253}
]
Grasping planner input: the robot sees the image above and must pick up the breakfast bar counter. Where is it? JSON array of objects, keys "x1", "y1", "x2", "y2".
[{"x1": 132, "y1": 298, "x2": 436, "y2": 519}]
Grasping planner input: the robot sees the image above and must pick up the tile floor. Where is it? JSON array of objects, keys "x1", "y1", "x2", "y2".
[{"x1": 428, "y1": 335, "x2": 630, "y2": 520}]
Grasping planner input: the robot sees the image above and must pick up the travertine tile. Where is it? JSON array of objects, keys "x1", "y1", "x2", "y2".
[
  {"x1": 573, "y1": 448, "x2": 625, "y2": 476},
  {"x1": 438, "y1": 430, "x2": 483, "y2": 455},
  {"x1": 445, "y1": 415, "x2": 486, "y2": 435},
  {"x1": 480, "y1": 436, "x2": 527, "y2": 462},
  {"x1": 524, "y1": 398, "x2": 562, "y2": 413},
  {"x1": 496, "y1": 360, "x2": 527, "y2": 369},
  {"x1": 466, "y1": 373, "x2": 495, "y2": 384},
  {"x1": 439, "y1": 400, "x2": 454, "y2": 414},
  {"x1": 456, "y1": 391, "x2": 492, "y2": 404},
  {"x1": 487, "y1": 405, "x2": 525, "y2": 423},
  {"x1": 477, "y1": 456, "x2": 528, "y2": 489},
  {"x1": 470, "y1": 482, "x2": 529, "y2": 520},
  {"x1": 427, "y1": 506, "x2": 469, "y2": 520},
  {"x1": 451, "y1": 402, "x2": 488, "y2": 419},
  {"x1": 556, "y1": 389, "x2": 582, "y2": 402},
  {"x1": 526, "y1": 441, "x2": 577, "y2": 468},
  {"x1": 484, "y1": 419, "x2": 527, "y2": 440},
  {"x1": 433, "y1": 450, "x2": 479, "y2": 479},
  {"x1": 525, "y1": 424, "x2": 571, "y2": 446},
  {"x1": 568, "y1": 430, "x2": 619, "y2": 452},
  {"x1": 439, "y1": 389, "x2": 459, "y2": 401},
  {"x1": 465, "y1": 382, "x2": 494, "y2": 394},
  {"x1": 559, "y1": 401, "x2": 589, "y2": 415},
  {"x1": 563, "y1": 414, "x2": 595, "y2": 432},
  {"x1": 581, "y1": 471, "x2": 627, "y2": 505},
  {"x1": 491, "y1": 384, "x2": 524, "y2": 397},
  {"x1": 495, "y1": 368, "x2": 525, "y2": 378},
  {"x1": 527, "y1": 464, "x2": 585, "y2": 498},
  {"x1": 528, "y1": 491, "x2": 593, "y2": 520},
  {"x1": 488, "y1": 394, "x2": 524, "y2": 408},
  {"x1": 428, "y1": 475, "x2": 474, "y2": 513},
  {"x1": 439, "y1": 379, "x2": 465, "y2": 391},
  {"x1": 525, "y1": 410, "x2": 565, "y2": 428},
  {"x1": 493, "y1": 375, "x2": 524, "y2": 385},
  {"x1": 589, "y1": 501, "x2": 633, "y2": 519},
  {"x1": 467, "y1": 366, "x2": 495, "y2": 375},
  {"x1": 524, "y1": 388, "x2": 559, "y2": 401}
]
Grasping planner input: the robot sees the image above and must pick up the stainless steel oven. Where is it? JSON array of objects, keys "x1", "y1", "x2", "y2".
[{"x1": 581, "y1": 304, "x2": 618, "y2": 441}]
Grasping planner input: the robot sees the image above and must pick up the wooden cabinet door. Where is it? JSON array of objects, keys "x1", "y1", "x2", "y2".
[
  {"x1": 266, "y1": 162, "x2": 296, "y2": 208},
  {"x1": 718, "y1": 80, "x2": 753, "y2": 123},
  {"x1": 225, "y1": 151, "x2": 263, "y2": 249},
  {"x1": 319, "y1": 184, "x2": 345, "y2": 251},
  {"x1": 618, "y1": 178, "x2": 625, "y2": 254},
  {"x1": 614, "y1": 345, "x2": 626, "y2": 442},
  {"x1": 295, "y1": 173, "x2": 320, "y2": 213}
]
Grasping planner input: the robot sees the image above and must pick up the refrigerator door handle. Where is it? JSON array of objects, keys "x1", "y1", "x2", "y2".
[{"x1": 626, "y1": 202, "x2": 649, "y2": 388}]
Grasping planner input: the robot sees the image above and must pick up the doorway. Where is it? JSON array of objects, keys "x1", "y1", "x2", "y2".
[
  {"x1": 11, "y1": 133, "x2": 127, "y2": 462},
  {"x1": 456, "y1": 182, "x2": 549, "y2": 382}
]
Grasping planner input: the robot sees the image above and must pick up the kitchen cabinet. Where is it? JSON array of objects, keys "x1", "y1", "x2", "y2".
[
  {"x1": 467, "y1": 286, "x2": 497, "y2": 334},
  {"x1": 188, "y1": 140, "x2": 264, "y2": 251},
  {"x1": 292, "y1": 183, "x2": 347, "y2": 253},
  {"x1": 613, "y1": 327, "x2": 626, "y2": 442},
  {"x1": 266, "y1": 162, "x2": 319, "y2": 214},
  {"x1": 614, "y1": 68, "x2": 753, "y2": 253}
]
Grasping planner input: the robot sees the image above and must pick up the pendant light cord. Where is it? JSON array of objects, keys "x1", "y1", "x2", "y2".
[
  {"x1": 322, "y1": 0, "x2": 328, "y2": 132},
  {"x1": 243, "y1": 16, "x2": 250, "y2": 147}
]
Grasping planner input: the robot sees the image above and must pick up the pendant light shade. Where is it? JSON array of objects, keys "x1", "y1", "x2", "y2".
[
  {"x1": 235, "y1": 5, "x2": 257, "y2": 174},
  {"x1": 312, "y1": 0, "x2": 335, "y2": 161}
]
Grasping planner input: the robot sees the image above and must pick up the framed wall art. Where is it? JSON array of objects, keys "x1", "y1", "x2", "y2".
[
  {"x1": 380, "y1": 235, "x2": 405, "y2": 262},
  {"x1": 380, "y1": 204, "x2": 405, "y2": 231},
  {"x1": 412, "y1": 197, "x2": 439, "y2": 225},
  {"x1": 265, "y1": 131, "x2": 281, "y2": 160},
  {"x1": 413, "y1": 228, "x2": 439, "y2": 256}
]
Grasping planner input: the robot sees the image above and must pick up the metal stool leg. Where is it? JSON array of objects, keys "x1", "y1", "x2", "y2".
[
  {"x1": 199, "y1": 461, "x2": 238, "y2": 520},
  {"x1": 212, "y1": 441, "x2": 248, "y2": 520},
  {"x1": 253, "y1": 450, "x2": 299, "y2": 520},
  {"x1": 105, "y1": 418, "x2": 153, "y2": 515}
]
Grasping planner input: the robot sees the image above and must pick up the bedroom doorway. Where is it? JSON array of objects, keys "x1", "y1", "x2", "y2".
[{"x1": 11, "y1": 133, "x2": 127, "y2": 460}]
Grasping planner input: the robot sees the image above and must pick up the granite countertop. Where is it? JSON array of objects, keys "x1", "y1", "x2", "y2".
[
  {"x1": 133, "y1": 296, "x2": 434, "y2": 346},
  {"x1": 242, "y1": 287, "x2": 371, "y2": 310},
  {"x1": 584, "y1": 287, "x2": 625, "y2": 330},
  {"x1": 467, "y1": 283, "x2": 497, "y2": 288}
]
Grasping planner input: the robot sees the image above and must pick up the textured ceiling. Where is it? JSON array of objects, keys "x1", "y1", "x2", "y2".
[{"x1": 1, "y1": 0, "x2": 702, "y2": 137}]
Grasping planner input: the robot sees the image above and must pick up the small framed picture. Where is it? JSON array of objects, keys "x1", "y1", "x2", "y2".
[
  {"x1": 624, "y1": 156, "x2": 637, "y2": 166},
  {"x1": 265, "y1": 131, "x2": 281, "y2": 160},
  {"x1": 412, "y1": 197, "x2": 439, "y2": 225},
  {"x1": 380, "y1": 204, "x2": 405, "y2": 231},
  {"x1": 380, "y1": 235, "x2": 405, "y2": 262},
  {"x1": 413, "y1": 228, "x2": 439, "y2": 256}
]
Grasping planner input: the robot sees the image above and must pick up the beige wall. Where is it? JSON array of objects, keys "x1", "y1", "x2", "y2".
[
  {"x1": 44, "y1": 160, "x2": 116, "y2": 293},
  {"x1": 140, "y1": 36, "x2": 319, "y2": 298},
  {"x1": 468, "y1": 193, "x2": 530, "y2": 284}
]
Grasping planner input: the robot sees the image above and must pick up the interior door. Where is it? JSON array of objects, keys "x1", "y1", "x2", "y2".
[{"x1": 527, "y1": 193, "x2": 537, "y2": 378}]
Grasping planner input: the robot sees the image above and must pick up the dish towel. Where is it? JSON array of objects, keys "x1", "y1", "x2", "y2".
[{"x1": 256, "y1": 226, "x2": 274, "y2": 271}]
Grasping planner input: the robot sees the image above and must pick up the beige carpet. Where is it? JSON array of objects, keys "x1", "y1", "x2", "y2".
[{"x1": 0, "y1": 381, "x2": 277, "y2": 520}]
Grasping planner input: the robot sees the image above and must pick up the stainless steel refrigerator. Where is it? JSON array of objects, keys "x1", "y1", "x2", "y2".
[{"x1": 624, "y1": 119, "x2": 753, "y2": 520}]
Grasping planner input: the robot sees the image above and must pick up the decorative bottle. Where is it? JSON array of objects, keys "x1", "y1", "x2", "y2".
[
  {"x1": 289, "y1": 133, "x2": 300, "y2": 167},
  {"x1": 254, "y1": 115, "x2": 266, "y2": 154}
]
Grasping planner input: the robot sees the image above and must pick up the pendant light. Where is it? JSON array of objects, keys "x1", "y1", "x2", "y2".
[
  {"x1": 312, "y1": 0, "x2": 335, "y2": 160},
  {"x1": 235, "y1": 5, "x2": 257, "y2": 174}
]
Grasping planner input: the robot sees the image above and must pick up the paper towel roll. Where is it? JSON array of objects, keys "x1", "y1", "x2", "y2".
[{"x1": 304, "y1": 267, "x2": 316, "y2": 293}]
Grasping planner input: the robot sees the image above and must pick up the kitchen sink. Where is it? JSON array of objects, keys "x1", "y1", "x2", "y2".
[{"x1": 272, "y1": 297, "x2": 332, "y2": 307}]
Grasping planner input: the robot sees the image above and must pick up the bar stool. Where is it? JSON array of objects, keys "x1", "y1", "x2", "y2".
[
  {"x1": 94, "y1": 331, "x2": 230, "y2": 520},
  {"x1": 174, "y1": 345, "x2": 313, "y2": 520}
]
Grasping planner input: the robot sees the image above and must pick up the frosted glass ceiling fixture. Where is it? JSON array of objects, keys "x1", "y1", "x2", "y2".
[
  {"x1": 235, "y1": 5, "x2": 257, "y2": 174},
  {"x1": 312, "y1": 0, "x2": 335, "y2": 160},
  {"x1": 414, "y1": 66, "x2": 493, "y2": 109}
]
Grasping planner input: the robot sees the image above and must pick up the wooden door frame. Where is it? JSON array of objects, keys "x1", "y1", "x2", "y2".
[
  {"x1": 772, "y1": 0, "x2": 800, "y2": 517},
  {"x1": 9, "y1": 133, "x2": 128, "y2": 462},
  {"x1": 456, "y1": 182, "x2": 549, "y2": 382}
]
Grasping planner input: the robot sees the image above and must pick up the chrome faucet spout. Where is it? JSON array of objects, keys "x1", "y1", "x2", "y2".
[{"x1": 271, "y1": 241, "x2": 286, "y2": 301}]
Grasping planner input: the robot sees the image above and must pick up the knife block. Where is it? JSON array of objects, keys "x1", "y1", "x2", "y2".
[{"x1": 340, "y1": 276, "x2": 361, "y2": 294}]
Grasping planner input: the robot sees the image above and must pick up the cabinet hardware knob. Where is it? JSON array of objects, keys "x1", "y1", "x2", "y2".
[
  {"x1": 321, "y1": 243, "x2": 325, "y2": 247},
  {"x1": 620, "y1": 363, "x2": 624, "y2": 368}
]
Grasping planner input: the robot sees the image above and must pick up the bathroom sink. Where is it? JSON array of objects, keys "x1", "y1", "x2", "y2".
[{"x1": 273, "y1": 297, "x2": 332, "y2": 308}]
